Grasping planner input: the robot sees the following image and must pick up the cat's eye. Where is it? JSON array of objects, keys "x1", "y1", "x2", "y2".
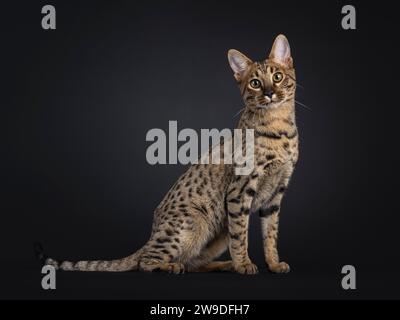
[
  {"x1": 250, "y1": 79, "x2": 262, "y2": 89},
  {"x1": 273, "y1": 72, "x2": 283, "y2": 83}
]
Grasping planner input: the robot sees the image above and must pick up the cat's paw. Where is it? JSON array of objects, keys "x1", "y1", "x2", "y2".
[
  {"x1": 268, "y1": 261, "x2": 290, "y2": 273},
  {"x1": 234, "y1": 262, "x2": 259, "y2": 275},
  {"x1": 139, "y1": 260, "x2": 185, "y2": 274},
  {"x1": 167, "y1": 263, "x2": 185, "y2": 275}
]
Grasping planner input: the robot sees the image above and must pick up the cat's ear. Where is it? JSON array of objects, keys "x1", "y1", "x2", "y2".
[
  {"x1": 228, "y1": 49, "x2": 252, "y2": 81},
  {"x1": 269, "y1": 34, "x2": 293, "y2": 68}
]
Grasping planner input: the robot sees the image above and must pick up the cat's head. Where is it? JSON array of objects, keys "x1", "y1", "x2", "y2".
[{"x1": 228, "y1": 34, "x2": 296, "y2": 110}]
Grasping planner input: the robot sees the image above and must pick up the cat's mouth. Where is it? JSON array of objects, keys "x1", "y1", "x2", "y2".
[{"x1": 256, "y1": 95, "x2": 282, "y2": 109}]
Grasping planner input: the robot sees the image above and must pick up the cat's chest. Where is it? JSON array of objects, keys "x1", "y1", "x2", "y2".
[{"x1": 254, "y1": 132, "x2": 298, "y2": 168}]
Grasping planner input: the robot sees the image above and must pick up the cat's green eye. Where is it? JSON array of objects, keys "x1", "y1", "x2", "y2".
[
  {"x1": 250, "y1": 79, "x2": 261, "y2": 89},
  {"x1": 273, "y1": 72, "x2": 283, "y2": 83}
]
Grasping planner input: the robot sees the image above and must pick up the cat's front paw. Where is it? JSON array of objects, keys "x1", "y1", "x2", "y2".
[
  {"x1": 234, "y1": 262, "x2": 259, "y2": 275},
  {"x1": 268, "y1": 261, "x2": 290, "y2": 273}
]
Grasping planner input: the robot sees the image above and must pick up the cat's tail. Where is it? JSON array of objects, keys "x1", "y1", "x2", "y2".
[{"x1": 33, "y1": 242, "x2": 143, "y2": 272}]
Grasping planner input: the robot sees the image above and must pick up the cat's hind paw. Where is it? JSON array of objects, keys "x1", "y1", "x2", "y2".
[{"x1": 167, "y1": 263, "x2": 185, "y2": 274}]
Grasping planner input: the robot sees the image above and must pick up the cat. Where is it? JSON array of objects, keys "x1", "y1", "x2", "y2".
[{"x1": 36, "y1": 34, "x2": 298, "y2": 275}]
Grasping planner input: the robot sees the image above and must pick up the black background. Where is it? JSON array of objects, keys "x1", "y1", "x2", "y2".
[{"x1": 1, "y1": 0, "x2": 399, "y2": 299}]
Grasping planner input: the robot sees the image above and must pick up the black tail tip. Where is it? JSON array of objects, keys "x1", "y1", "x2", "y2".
[{"x1": 33, "y1": 242, "x2": 47, "y2": 265}]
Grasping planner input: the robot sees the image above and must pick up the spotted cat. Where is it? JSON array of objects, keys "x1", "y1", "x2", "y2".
[{"x1": 37, "y1": 34, "x2": 298, "y2": 275}]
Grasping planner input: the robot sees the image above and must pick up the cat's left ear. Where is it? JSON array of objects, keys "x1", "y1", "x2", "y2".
[{"x1": 269, "y1": 34, "x2": 293, "y2": 68}]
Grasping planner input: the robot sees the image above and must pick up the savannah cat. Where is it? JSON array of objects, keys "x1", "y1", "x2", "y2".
[{"x1": 36, "y1": 34, "x2": 298, "y2": 275}]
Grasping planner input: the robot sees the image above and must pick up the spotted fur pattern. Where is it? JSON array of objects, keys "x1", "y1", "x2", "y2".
[{"x1": 41, "y1": 34, "x2": 298, "y2": 275}]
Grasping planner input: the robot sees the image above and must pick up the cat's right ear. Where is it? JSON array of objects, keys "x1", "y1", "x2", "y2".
[{"x1": 228, "y1": 49, "x2": 252, "y2": 82}]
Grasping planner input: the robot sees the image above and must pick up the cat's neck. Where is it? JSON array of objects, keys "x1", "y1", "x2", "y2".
[{"x1": 238, "y1": 99, "x2": 296, "y2": 130}]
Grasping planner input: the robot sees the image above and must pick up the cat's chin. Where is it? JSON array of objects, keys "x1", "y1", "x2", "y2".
[{"x1": 256, "y1": 102, "x2": 281, "y2": 110}]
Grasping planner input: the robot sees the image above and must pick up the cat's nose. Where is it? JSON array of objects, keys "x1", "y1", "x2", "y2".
[{"x1": 264, "y1": 89, "x2": 274, "y2": 98}]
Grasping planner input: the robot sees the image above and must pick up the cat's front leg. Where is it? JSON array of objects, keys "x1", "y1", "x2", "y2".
[
  {"x1": 259, "y1": 190, "x2": 290, "y2": 273},
  {"x1": 227, "y1": 174, "x2": 260, "y2": 275},
  {"x1": 227, "y1": 211, "x2": 258, "y2": 274}
]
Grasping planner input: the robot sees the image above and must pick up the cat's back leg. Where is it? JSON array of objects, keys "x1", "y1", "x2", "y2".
[
  {"x1": 186, "y1": 232, "x2": 232, "y2": 272},
  {"x1": 138, "y1": 209, "x2": 211, "y2": 274}
]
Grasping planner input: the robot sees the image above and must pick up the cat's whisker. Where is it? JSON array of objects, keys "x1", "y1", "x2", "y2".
[
  {"x1": 295, "y1": 100, "x2": 311, "y2": 111},
  {"x1": 233, "y1": 107, "x2": 245, "y2": 118}
]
